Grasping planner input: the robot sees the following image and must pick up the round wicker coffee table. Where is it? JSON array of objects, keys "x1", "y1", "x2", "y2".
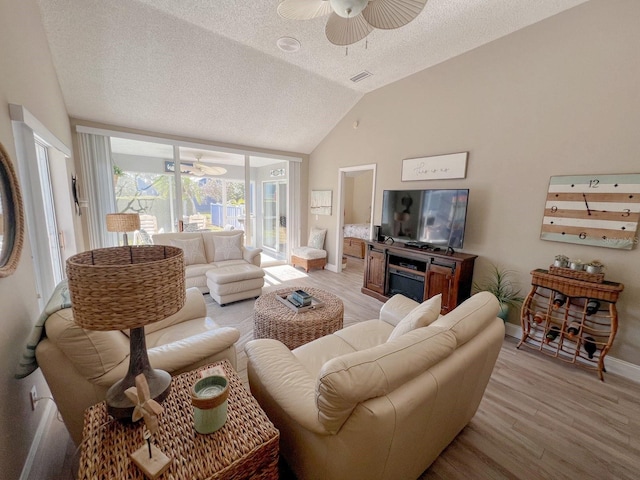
[{"x1": 253, "y1": 287, "x2": 344, "y2": 349}]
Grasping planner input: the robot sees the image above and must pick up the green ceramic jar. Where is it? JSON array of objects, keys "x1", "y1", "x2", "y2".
[{"x1": 191, "y1": 375, "x2": 229, "y2": 434}]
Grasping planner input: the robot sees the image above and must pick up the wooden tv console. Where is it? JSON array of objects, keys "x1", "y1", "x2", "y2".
[{"x1": 361, "y1": 241, "x2": 477, "y2": 315}]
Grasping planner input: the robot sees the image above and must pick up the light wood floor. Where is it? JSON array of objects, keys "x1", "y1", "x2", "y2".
[{"x1": 30, "y1": 257, "x2": 640, "y2": 479}]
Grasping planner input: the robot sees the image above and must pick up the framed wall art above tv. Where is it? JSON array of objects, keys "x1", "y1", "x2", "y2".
[{"x1": 401, "y1": 152, "x2": 468, "y2": 182}]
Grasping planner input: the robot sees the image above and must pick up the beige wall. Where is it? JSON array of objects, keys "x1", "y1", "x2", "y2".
[
  {"x1": 352, "y1": 171, "x2": 373, "y2": 224},
  {"x1": 344, "y1": 172, "x2": 373, "y2": 225},
  {"x1": 309, "y1": 0, "x2": 640, "y2": 365},
  {"x1": 0, "y1": 0, "x2": 73, "y2": 477},
  {"x1": 344, "y1": 176, "x2": 355, "y2": 224}
]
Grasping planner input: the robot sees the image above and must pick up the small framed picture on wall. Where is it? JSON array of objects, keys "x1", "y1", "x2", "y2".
[{"x1": 310, "y1": 190, "x2": 332, "y2": 215}]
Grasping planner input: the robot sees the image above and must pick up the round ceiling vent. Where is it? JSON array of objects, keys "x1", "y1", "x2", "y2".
[{"x1": 276, "y1": 36, "x2": 301, "y2": 53}]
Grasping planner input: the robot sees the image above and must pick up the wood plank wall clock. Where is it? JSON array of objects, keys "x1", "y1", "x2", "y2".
[{"x1": 540, "y1": 174, "x2": 640, "y2": 250}]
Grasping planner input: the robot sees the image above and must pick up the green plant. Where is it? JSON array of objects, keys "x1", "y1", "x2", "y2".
[
  {"x1": 113, "y1": 164, "x2": 124, "y2": 176},
  {"x1": 473, "y1": 264, "x2": 524, "y2": 310}
]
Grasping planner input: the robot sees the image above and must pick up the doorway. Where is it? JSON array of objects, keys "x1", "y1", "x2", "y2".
[{"x1": 335, "y1": 164, "x2": 377, "y2": 273}]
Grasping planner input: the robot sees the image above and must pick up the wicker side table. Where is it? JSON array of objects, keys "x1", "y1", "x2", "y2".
[
  {"x1": 254, "y1": 287, "x2": 344, "y2": 349},
  {"x1": 77, "y1": 360, "x2": 279, "y2": 480}
]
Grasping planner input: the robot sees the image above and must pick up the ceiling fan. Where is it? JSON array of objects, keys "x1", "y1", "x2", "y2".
[
  {"x1": 277, "y1": 0, "x2": 428, "y2": 46},
  {"x1": 190, "y1": 154, "x2": 227, "y2": 177}
]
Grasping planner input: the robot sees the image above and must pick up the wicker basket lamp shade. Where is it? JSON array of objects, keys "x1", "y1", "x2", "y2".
[
  {"x1": 66, "y1": 245, "x2": 185, "y2": 419},
  {"x1": 106, "y1": 213, "x2": 140, "y2": 245}
]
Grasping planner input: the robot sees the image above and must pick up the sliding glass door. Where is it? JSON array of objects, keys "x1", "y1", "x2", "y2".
[
  {"x1": 262, "y1": 181, "x2": 287, "y2": 254},
  {"x1": 249, "y1": 157, "x2": 289, "y2": 262},
  {"x1": 111, "y1": 137, "x2": 177, "y2": 241},
  {"x1": 103, "y1": 133, "x2": 300, "y2": 262}
]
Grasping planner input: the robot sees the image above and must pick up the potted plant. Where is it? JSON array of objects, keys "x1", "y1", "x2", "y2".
[
  {"x1": 473, "y1": 264, "x2": 524, "y2": 322},
  {"x1": 586, "y1": 260, "x2": 604, "y2": 274},
  {"x1": 113, "y1": 164, "x2": 124, "y2": 187},
  {"x1": 553, "y1": 254, "x2": 569, "y2": 268}
]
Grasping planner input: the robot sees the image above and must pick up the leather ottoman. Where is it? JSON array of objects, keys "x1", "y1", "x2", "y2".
[{"x1": 206, "y1": 264, "x2": 265, "y2": 306}]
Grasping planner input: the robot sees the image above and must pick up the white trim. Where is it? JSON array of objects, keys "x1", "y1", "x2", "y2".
[
  {"x1": 74, "y1": 124, "x2": 303, "y2": 163},
  {"x1": 605, "y1": 356, "x2": 640, "y2": 383},
  {"x1": 9, "y1": 104, "x2": 71, "y2": 157},
  {"x1": 19, "y1": 401, "x2": 56, "y2": 480},
  {"x1": 505, "y1": 323, "x2": 640, "y2": 383},
  {"x1": 335, "y1": 164, "x2": 377, "y2": 273}
]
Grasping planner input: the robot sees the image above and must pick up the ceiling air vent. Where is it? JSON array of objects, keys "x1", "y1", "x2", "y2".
[{"x1": 350, "y1": 71, "x2": 373, "y2": 83}]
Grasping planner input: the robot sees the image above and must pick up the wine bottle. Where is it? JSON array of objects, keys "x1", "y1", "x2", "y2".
[
  {"x1": 585, "y1": 299, "x2": 601, "y2": 316},
  {"x1": 566, "y1": 321, "x2": 581, "y2": 339},
  {"x1": 544, "y1": 325, "x2": 561, "y2": 343},
  {"x1": 584, "y1": 336, "x2": 597, "y2": 359},
  {"x1": 552, "y1": 293, "x2": 566, "y2": 310},
  {"x1": 533, "y1": 311, "x2": 545, "y2": 324}
]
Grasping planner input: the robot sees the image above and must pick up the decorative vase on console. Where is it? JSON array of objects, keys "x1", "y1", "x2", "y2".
[
  {"x1": 569, "y1": 260, "x2": 584, "y2": 271},
  {"x1": 553, "y1": 255, "x2": 569, "y2": 268}
]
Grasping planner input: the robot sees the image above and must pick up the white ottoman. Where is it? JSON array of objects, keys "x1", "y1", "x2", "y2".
[
  {"x1": 206, "y1": 264, "x2": 265, "y2": 306},
  {"x1": 290, "y1": 246, "x2": 327, "y2": 272}
]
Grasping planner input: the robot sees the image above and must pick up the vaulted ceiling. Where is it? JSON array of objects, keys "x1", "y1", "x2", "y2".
[{"x1": 37, "y1": 0, "x2": 589, "y2": 154}]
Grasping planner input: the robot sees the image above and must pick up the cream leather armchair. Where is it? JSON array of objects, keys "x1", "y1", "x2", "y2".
[
  {"x1": 245, "y1": 292, "x2": 504, "y2": 480},
  {"x1": 36, "y1": 288, "x2": 240, "y2": 445}
]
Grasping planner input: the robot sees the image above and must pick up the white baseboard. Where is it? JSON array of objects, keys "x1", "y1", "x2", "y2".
[
  {"x1": 326, "y1": 262, "x2": 338, "y2": 273},
  {"x1": 19, "y1": 401, "x2": 56, "y2": 480},
  {"x1": 504, "y1": 323, "x2": 640, "y2": 383}
]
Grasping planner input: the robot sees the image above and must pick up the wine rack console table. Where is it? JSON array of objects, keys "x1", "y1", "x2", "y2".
[{"x1": 518, "y1": 269, "x2": 624, "y2": 380}]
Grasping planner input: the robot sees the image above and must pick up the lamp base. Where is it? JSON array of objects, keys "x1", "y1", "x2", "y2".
[
  {"x1": 106, "y1": 368, "x2": 171, "y2": 421},
  {"x1": 106, "y1": 326, "x2": 172, "y2": 421}
]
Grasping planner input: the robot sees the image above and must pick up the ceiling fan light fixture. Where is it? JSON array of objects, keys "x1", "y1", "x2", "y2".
[
  {"x1": 329, "y1": 0, "x2": 368, "y2": 18},
  {"x1": 277, "y1": 0, "x2": 427, "y2": 46}
]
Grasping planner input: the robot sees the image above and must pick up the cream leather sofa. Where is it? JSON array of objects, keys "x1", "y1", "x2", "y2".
[
  {"x1": 245, "y1": 291, "x2": 504, "y2": 480},
  {"x1": 153, "y1": 230, "x2": 264, "y2": 304},
  {"x1": 36, "y1": 288, "x2": 240, "y2": 445}
]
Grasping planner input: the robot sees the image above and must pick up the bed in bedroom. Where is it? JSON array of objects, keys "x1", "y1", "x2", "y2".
[{"x1": 343, "y1": 223, "x2": 371, "y2": 259}]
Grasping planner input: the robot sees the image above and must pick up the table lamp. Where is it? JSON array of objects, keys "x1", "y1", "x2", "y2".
[
  {"x1": 66, "y1": 245, "x2": 185, "y2": 420},
  {"x1": 106, "y1": 213, "x2": 141, "y2": 245}
]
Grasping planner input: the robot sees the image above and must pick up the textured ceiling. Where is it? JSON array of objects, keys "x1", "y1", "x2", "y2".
[{"x1": 36, "y1": 0, "x2": 589, "y2": 154}]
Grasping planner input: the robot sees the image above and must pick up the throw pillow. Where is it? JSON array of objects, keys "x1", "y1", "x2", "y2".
[
  {"x1": 387, "y1": 294, "x2": 442, "y2": 341},
  {"x1": 213, "y1": 234, "x2": 243, "y2": 261},
  {"x1": 169, "y1": 237, "x2": 207, "y2": 266},
  {"x1": 308, "y1": 228, "x2": 327, "y2": 250}
]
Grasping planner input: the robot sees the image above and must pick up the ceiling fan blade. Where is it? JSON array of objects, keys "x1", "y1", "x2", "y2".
[
  {"x1": 325, "y1": 12, "x2": 373, "y2": 46},
  {"x1": 362, "y1": 0, "x2": 427, "y2": 30},
  {"x1": 278, "y1": 0, "x2": 332, "y2": 20},
  {"x1": 195, "y1": 162, "x2": 227, "y2": 176}
]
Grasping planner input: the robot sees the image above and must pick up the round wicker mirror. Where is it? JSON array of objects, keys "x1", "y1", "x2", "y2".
[{"x1": 0, "y1": 142, "x2": 24, "y2": 277}]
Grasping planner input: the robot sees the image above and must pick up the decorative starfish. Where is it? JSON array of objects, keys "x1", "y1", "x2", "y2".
[{"x1": 125, "y1": 374, "x2": 164, "y2": 435}]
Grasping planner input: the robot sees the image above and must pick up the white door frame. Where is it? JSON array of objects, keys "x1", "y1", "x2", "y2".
[{"x1": 335, "y1": 164, "x2": 377, "y2": 273}]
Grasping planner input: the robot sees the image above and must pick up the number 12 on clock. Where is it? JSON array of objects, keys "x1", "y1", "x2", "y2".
[{"x1": 540, "y1": 174, "x2": 640, "y2": 250}]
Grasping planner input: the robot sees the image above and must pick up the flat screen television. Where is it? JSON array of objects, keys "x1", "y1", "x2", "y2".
[{"x1": 380, "y1": 189, "x2": 469, "y2": 249}]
